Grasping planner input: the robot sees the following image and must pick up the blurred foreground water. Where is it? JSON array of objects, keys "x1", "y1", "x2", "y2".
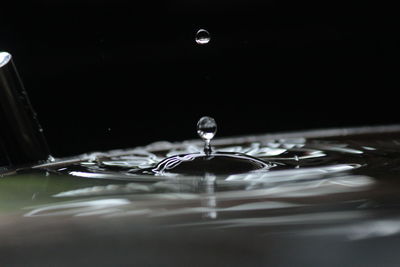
[{"x1": 2, "y1": 126, "x2": 400, "y2": 266}]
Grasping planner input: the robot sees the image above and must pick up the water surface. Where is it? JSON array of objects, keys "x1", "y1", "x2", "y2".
[{"x1": 2, "y1": 126, "x2": 400, "y2": 266}]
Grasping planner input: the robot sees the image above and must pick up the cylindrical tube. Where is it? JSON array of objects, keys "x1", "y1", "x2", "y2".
[{"x1": 0, "y1": 51, "x2": 50, "y2": 167}]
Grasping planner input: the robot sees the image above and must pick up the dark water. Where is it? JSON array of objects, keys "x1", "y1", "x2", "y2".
[{"x1": 2, "y1": 126, "x2": 400, "y2": 266}]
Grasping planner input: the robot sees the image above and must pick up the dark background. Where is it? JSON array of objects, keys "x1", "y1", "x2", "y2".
[{"x1": 0, "y1": 1, "x2": 398, "y2": 157}]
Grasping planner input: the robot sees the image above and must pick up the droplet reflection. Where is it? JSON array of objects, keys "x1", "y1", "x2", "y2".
[
  {"x1": 195, "y1": 29, "x2": 211, "y2": 45},
  {"x1": 197, "y1": 116, "x2": 217, "y2": 154}
]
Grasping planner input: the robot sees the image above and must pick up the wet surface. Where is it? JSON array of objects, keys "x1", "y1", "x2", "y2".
[{"x1": 2, "y1": 126, "x2": 400, "y2": 266}]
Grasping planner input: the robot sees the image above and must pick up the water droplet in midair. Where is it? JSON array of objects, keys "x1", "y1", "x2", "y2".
[
  {"x1": 195, "y1": 29, "x2": 210, "y2": 45},
  {"x1": 197, "y1": 116, "x2": 217, "y2": 155},
  {"x1": 197, "y1": 116, "x2": 217, "y2": 141}
]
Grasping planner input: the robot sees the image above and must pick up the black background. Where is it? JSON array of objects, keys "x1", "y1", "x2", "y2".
[{"x1": 0, "y1": 1, "x2": 398, "y2": 157}]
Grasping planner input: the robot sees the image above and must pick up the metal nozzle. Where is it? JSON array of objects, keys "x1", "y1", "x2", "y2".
[{"x1": 0, "y1": 52, "x2": 50, "y2": 167}]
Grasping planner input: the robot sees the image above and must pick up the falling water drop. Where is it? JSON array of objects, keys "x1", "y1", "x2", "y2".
[
  {"x1": 197, "y1": 116, "x2": 217, "y2": 155},
  {"x1": 195, "y1": 29, "x2": 211, "y2": 45}
]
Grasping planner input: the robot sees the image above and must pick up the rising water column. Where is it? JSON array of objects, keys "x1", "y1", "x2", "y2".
[{"x1": 0, "y1": 52, "x2": 50, "y2": 167}]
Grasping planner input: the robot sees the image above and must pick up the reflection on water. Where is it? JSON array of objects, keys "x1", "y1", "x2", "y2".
[
  {"x1": 4, "y1": 127, "x2": 400, "y2": 267},
  {"x1": 25, "y1": 172, "x2": 373, "y2": 219},
  {"x1": 54, "y1": 137, "x2": 368, "y2": 180},
  {"x1": 4, "y1": 126, "x2": 400, "y2": 241},
  {"x1": 24, "y1": 198, "x2": 131, "y2": 217}
]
